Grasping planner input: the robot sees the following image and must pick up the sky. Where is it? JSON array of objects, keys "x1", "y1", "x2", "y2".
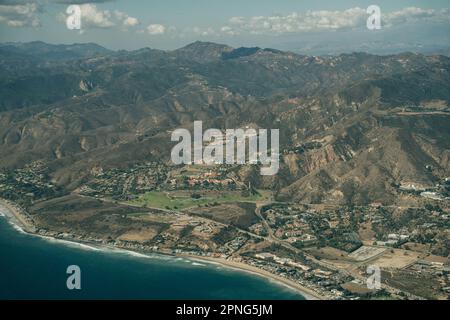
[{"x1": 0, "y1": 0, "x2": 449, "y2": 54}]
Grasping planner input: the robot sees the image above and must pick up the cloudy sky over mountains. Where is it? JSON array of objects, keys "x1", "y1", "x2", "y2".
[{"x1": 0, "y1": 0, "x2": 449, "y2": 54}]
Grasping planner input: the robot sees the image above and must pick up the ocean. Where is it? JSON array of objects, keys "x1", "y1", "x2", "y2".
[{"x1": 0, "y1": 213, "x2": 305, "y2": 300}]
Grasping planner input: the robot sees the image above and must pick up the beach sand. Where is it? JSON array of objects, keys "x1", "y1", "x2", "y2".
[
  {"x1": 0, "y1": 198, "x2": 323, "y2": 300},
  {"x1": 185, "y1": 255, "x2": 322, "y2": 300},
  {"x1": 0, "y1": 199, "x2": 35, "y2": 232}
]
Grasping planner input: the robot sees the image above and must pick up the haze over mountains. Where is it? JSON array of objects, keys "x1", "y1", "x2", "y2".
[{"x1": 0, "y1": 41, "x2": 449, "y2": 206}]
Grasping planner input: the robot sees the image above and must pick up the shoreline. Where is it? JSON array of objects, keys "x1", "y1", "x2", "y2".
[
  {"x1": 183, "y1": 255, "x2": 321, "y2": 300},
  {"x1": 0, "y1": 200, "x2": 36, "y2": 233},
  {"x1": 0, "y1": 198, "x2": 323, "y2": 300}
]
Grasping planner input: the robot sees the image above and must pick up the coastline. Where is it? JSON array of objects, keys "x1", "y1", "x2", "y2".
[
  {"x1": 184, "y1": 255, "x2": 321, "y2": 300},
  {"x1": 0, "y1": 198, "x2": 322, "y2": 300},
  {"x1": 0, "y1": 199, "x2": 36, "y2": 233}
]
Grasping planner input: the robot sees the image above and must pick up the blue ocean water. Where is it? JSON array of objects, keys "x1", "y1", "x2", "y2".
[{"x1": 0, "y1": 215, "x2": 304, "y2": 300}]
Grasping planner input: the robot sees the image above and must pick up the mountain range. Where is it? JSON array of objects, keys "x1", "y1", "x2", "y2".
[{"x1": 0, "y1": 41, "x2": 449, "y2": 206}]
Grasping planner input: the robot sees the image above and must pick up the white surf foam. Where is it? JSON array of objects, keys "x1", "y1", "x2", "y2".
[
  {"x1": 1, "y1": 210, "x2": 202, "y2": 266},
  {"x1": 114, "y1": 249, "x2": 151, "y2": 259},
  {"x1": 11, "y1": 223, "x2": 26, "y2": 234},
  {"x1": 84, "y1": 245, "x2": 176, "y2": 262},
  {"x1": 42, "y1": 237, "x2": 101, "y2": 251},
  {"x1": 191, "y1": 262, "x2": 206, "y2": 266}
]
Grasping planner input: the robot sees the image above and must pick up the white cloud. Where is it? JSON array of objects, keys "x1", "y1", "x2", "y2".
[
  {"x1": 0, "y1": 2, "x2": 40, "y2": 27},
  {"x1": 226, "y1": 8, "x2": 367, "y2": 35},
  {"x1": 57, "y1": 5, "x2": 140, "y2": 31},
  {"x1": 123, "y1": 16, "x2": 138, "y2": 27},
  {"x1": 1, "y1": 1, "x2": 139, "y2": 30},
  {"x1": 78, "y1": 4, "x2": 114, "y2": 28},
  {"x1": 384, "y1": 7, "x2": 450, "y2": 26},
  {"x1": 114, "y1": 10, "x2": 139, "y2": 28},
  {"x1": 220, "y1": 25, "x2": 238, "y2": 36},
  {"x1": 147, "y1": 23, "x2": 165, "y2": 35},
  {"x1": 52, "y1": 0, "x2": 113, "y2": 3},
  {"x1": 192, "y1": 26, "x2": 216, "y2": 36},
  {"x1": 223, "y1": 6, "x2": 450, "y2": 35}
]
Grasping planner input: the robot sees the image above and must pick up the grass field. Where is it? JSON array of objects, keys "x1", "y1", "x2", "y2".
[{"x1": 126, "y1": 190, "x2": 272, "y2": 210}]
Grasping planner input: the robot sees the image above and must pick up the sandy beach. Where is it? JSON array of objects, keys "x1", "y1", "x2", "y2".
[
  {"x1": 0, "y1": 198, "x2": 323, "y2": 300},
  {"x1": 0, "y1": 199, "x2": 36, "y2": 233},
  {"x1": 184, "y1": 255, "x2": 322, "y2": 300}
]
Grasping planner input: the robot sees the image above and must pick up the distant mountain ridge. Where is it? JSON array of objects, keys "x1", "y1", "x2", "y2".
[{"x1": 0, "y1": 41, "x2": 112, "y2": 60}]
